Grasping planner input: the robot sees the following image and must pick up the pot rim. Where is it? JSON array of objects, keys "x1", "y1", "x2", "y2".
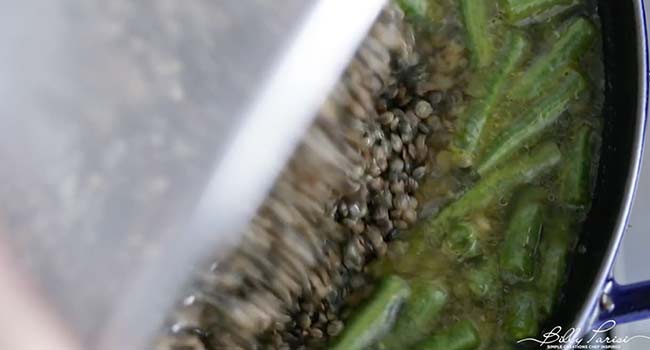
[{"x1": 571, "y1": 0, "x2": 649, "y2": 337}]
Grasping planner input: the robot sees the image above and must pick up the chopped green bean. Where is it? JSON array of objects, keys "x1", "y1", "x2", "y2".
[
  {"x1": 453, "y1": 31, "x2": 530, "y2": 166},
  {"x1": 436, "y1": 142, "x2": 561, "y2": 225},
  {"x1": 537, "y1": 211, "x2": 572, "y2": 316},
  {"x1": 460, "y1": 0, "x2": 494, "y2": 67},
  {"x1": 466, "y1": 257, "x2": 500, "y2": 301},
  {"x1": 503, "y1": 0, "x2": 578, "y2": 24},
  {"x1": 499, "y1": 187, "x2": 546, "y2": 284},
  {"x1": 504, "y1": 290, "x2": 540, "y2": 341},
  {"x1": 330, "y1": 276, "x2": 410, "y2": 350},
  {"x1": 397, "y1": 142, "x2": 561, "y2": 264},
  {"x1": 477, "y1": 69, "x2": 585, "y2": 176},
  {"x1": 560, "y1": 125, "x2": 593, "y2": 206},
  {"x1": 508, "y1": 17, "x2": 595, "y2": 102},
  {"x1": 444, "y1": 221, "x2": 482, "y2": 261},
  {"x1": 417, "y1": 320, "x2": 481, "y2": 350},
  {"x1": 397, "y1": 0, "x2": 428, "y2": 18},
  {"x1": 379, "y1": 280, "x2": 448, "y2": 348}
]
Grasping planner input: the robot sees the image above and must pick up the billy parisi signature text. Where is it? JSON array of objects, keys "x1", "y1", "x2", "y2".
[{"x1": 517, "y1": 320, "x2": 650, "y2": 349}]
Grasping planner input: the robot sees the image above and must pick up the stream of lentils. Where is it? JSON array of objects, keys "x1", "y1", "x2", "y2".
[{"x1": 260, "y1": 7, "x2": 469, "y2": 350}]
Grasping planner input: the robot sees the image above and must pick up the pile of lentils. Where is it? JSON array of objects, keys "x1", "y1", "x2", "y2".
[{"x1": 156, "y1": 4, "x2": 469, "y2": 350}]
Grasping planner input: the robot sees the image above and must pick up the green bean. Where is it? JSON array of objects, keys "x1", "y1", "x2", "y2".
[
  {"x1": 396, "y1": 0, "x2": 428, "y2": 18},
  {"x1": 508, "y1": 17, "x2": 595, "y2": 102},
  {"x1": 444, "y1": 221, "x2": 482, "y2": 261},
  {"x1": 560, "y1": 125, "x2": 593, "y2": 206},
  {"x1": 477, "y1": 69, "x2": 585, "y2": 176},
  {"x1": 398, "y1": 142, "x2": 561, "y2": 264},
  {"x1": 460, "y1": 0, "x2": 494, "y2": 67},
  {"x1": 436, "y1": 142, "x2": 561, "y2": 226},
  {"x1": 330, "y1": 276, "x2": 410, "y2": 350},
  {"x1": 453, "y1": 31, "x2": 530, "y2": 166},
  {"x1": 417, "y1": 320, "x2": 481, "y2": 350},
  {"x1": 379, "y1": 280, "x2": 448, "y2": 348},
  {"x1": 537, "y1": 211, "x2": 572, "y2": 317},
  {"x1": 504, "y1": 290, "x2": 540, "y2": 341},
  {"x1": 466, "y1": 257, "x2": 500, "y2": 301},
  {"x1": 499, "y1": 187, "x2": 546, "y2": 284},
  {"x1": 503, "y1": 0, "x2": 578, "y2": 24}
]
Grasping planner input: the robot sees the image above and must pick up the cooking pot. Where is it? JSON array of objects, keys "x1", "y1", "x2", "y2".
[{"x1": 0, "y1": 1, "x2": 647, "y2": 349}]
